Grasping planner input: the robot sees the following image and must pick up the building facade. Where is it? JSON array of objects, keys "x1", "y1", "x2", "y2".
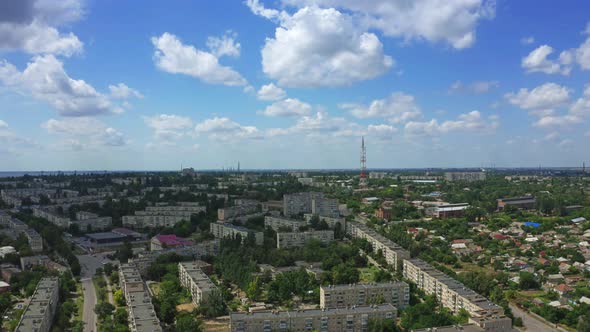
[
  {"x1": 283, "y1": 192, "x2": 340, "y2": 218},
  {"x1": 346, "y1": 222, "x2": 409, "y2": 271},
  {"x1": 230, "y1": 304, "x2": 397, "y2": 332},
  {"x1": 496, "y1": 197, "x2": 536, "y2": 211},
  {"x1": 264, "y1": 216, "x2": 306, "y2": 232},
  {"x1": 444, "y1": 172, "x2": 486, "y2": 182},
  {"x1": 320, "y1": 282, "x2": 410, "y2": 309},
  {"x1": 178, "y1": 261, "x2": 218, "y2": 305},
  {"x1": 14, "y1": 277, "x2": 59, "y2": 332},
  {"x1": 276, "y1": 230, "x2": 334, "y2": 249},
  {"x1": 119, "y1": 264, "x2": 162, "y2": 332},
  {"x1": 210, "y1": 222, "x2": 263, "y2": 245}
]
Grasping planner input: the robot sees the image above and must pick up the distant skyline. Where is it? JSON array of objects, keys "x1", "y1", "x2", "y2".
[{"x1": 1, "y1": 0, "x2": 590, "y2": 170}]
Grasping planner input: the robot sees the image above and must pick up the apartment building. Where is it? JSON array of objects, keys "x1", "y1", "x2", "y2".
[
  {"x1": 73, "y1": 211, "x2": 112, "y2": 231},
  {"x1": 497, "y1": 196, "x2": 536, "y2": 211},
  {"x1": 346, "y1": 222, "x2": 409, "y2": 271},
  {"x1": 230, "y1": 304, "x2": 397, "y2": 332},
  {"x1": 444, "y1": 172, "x2": 486, "y2": 182},
  {"x1": 218, "y1": 202, "x2": 259, "y2": 221},
  {"x1": 403, "y1": 259, "x2": 511, "y2": 332},
  {"x1": 276, "y1": 230, "x2": 334, "y2": 249},
  {"x1": 210, "y1": 222, "x2": 263, "y2": 245},
  {"x1": 283, "y1": 192, "x2": 340, "y2": 218},
  {"x1": 435, "y1": 203, "x2": 470, "y2": 219},
  {"x1": 1, "y1": 188, "x2": 57, "y2": 207},
  {"x1": 303, "y1": 214, "x2": 346, "y2": 229},
  {"x1": 119, "y1": 264, "x2": 162, "y2": 332},
  {"x1": 14, "y1": 277, "x2": 59, "y2": 332},
  {"x1": 122, "y1": 203, "x2": 205, "y2": 228},
  {"x1": 132, "y1": 240, "x2": 219, "y2": 276},
  {"x1": 264, "y1": 216, "x2": 306, "y2": 231},
  {"x1": 23, "y1": 228, "x2": 43, "y2": 252},
  {"x1": 320, "y1": 282, "x2": 410, "y2": 309},
  {"x1": 178, "y1": 261, "x2": 218, "y2": 305},
  {"x1": 32, "y1": 206, "x2": 70, "y2": 228}
]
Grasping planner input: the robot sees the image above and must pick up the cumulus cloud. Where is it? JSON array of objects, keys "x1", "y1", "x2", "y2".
[
  {"x1": 0, "y1": 55, "x2": 126, "y2": 116},
  {"x1": 151, "y1": 32, "x2": 247, "y2": 86},
  {"x1": 367, "y1": 124, "x2": 397, "y2": 139},
  {"x1": 109, "y1": 83, "x2": 143, "y2": 99},
  {"x1": 194, "y1": 117, "x2": 262, "y2": 141},
  {"x1": 268, "y1": 111, "x2": 362, "y2": 138},
  {"x1": 279, "y1": 0, "x2": 496, "y2": 49},
  {"x1": 448, "y1": 80, "x2": 499, "y2": 94},
  {"x1": 342, "y1": 92, "x2": 421, "y2": 124},
  {"x1": 206, "y1": 32, "x2": 241, "y2": 58},
  {"x1": 143, "y1": 114, "x2": 193, "y2": 141},
  {"x1": 521, "y1": 45, "x2": 572, "y2": 75},
  {"x1": 260, "y1": 98, "x2": 311, "y2": 117},
  {"x1": 257, "y1": 83, "x2": 286, "y2": 101},
  {"x1": 404, "y1": 111, "x2": 498, "y2": 136},
  {"x1": 256, "y1": 6, "x2": 393, "y2": 87},
  {"x1": 0, "y1": 119, "x2": 38, "y2": 148},
  {"x1": 505, "y1": 83, "x2": 571, "y2": 112},
  {"x1": 0, "y1": 0, "x2": 83, "y2": 56},
  {"x1": 576, "y1": 23, "x2": 590, "y2": 70},
  {"x1": 41, "y1": 117, "x2": 128, "y2": 148}
]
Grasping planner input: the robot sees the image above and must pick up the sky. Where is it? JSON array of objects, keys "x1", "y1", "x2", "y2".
[{"x1": 0, "y1": 0, "x2": 590, "y2": 171}]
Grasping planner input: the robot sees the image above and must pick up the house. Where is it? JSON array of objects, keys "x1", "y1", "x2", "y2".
[
  {"x1": 571, "y1": 217, "x2": 586, "y2": 224},
  {"x1": 554, "y1": 284, "x2": 573, "y2": 296},
  {"x1": 150, "y1": 234, "x2": 194, "y2": 251}
]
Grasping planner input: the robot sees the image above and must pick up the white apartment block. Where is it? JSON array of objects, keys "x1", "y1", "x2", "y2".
[
  {"x1": 32, "y1": 206, "x2": 70, "y2": 228},
  {"x1": 210, "y1": 222, "x2": 263, "y2": 245},
  {"x1": 178, "y1": 261, "x2": 218, "y2": 305},
  {"x1": 264, "y1": 216, "x2": 306, "y2": 232},
  {"x1": 320, "y1": 282, "x2": 410, "y2": 309},
  {"x1": 218, "y1": 203, "x2": 258, "y2": 221},
  {"x1": 283, "y1": 192, "x2": 340, "y2": 218},
  {"x1": 303, "y1": 214, "x2": 346, "y2": 229},
  {"x1": 230, "y1": 304, "x2": 397, "y2": 332},
  {"x1": 403, "y1": 259, "x2": 511, "y2": 332},
  {"x1": 346, "y1": 222, "x2": 410, "y2": 271},
  {"x1": 122, "y1": 204, "x2": 205, "y2": 228},
  {"x1": 131, "y1": 240, "x2": 220, "y2": 276},
  {"x1": 119, "y1": 264, "x2": 162, "y2": 332},
  {"x1": 23, "y1": 228, "x2": 43, "y2": 252},
  {"x1": 14, "y1": 277, "x2": 59, "y2": 332},
  {"x1": 444, "y1": 172, "x2": 486, "y2": 182},
  {"x1": 276, "y1": 230, "x2": 334, "y2": 249},
  {"x1": 73, "y1": 211, "x2": 112, "y2": 231}
]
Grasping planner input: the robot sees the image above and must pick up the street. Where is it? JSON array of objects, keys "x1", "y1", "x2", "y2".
[
  {"x1": 510, "y1": 304, "x2": 561, "y2": 332},
  {"x1": 77, "y1": 253, "x2": 118, "y2": 332}
]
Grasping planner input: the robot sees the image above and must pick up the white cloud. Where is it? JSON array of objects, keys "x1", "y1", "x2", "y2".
[
  {"x1": 404, "y1": 111, "x2": 498, "y2": 136},
  {"x1": 0, "y1": 0, "x2": 83, "y2": 56},
  {"x1": 576, "y1": 24, "x2": 590, "y2": 70},
  {"x1": 194, "y1": 117, "x2": 262, "y2": 141},
  {"x1": 521, "y1": 36, "x2": 535, "y2": 45},
  {"x1": 544, "y1": 131, "x2": 560, "y2": 142},
  {"x1": 505, "y1": 83, "x2": 571, "y2": 112},
  {"x1": 109, "y1": 83, "x2": 143, "y2": 99},
  {"x1": 342, "y1": 92, "x2": 421, "y2": 124},
  {"x1": 41, "y1": 117, "x2": 128, "y2": 148},
  {"x1": 279, "y1": 0, "x2": 496, "y2": 49},
  {"x1": 0, "y1": 55, "x2": 123, "y2": 116},
  {"x1": 267, "y1": 111, "x2": 362, "y2": 138},
  {"x1": 260, "y1": 98, "x2": 311, "y2": 117},
  {"x1": 367, "y1": 124, "x2": 397, "y2": 139},
  {"x1": 245, "y1": 0, "x2": 284, "y2": 20},
  {"x1": 521, "y1": 45, "x2": 572, "y2": 75},
  {"x1": 206, "y1": 32, "x2": 241, "y2": 58},
  {"x1": 259, "y1": 6, "x2": 393, "y2": 87},
  {"x1": 448, "y1": 80, "x2": 499, "y2": 94},
  {"x1": 143, "y1": 114, "x2": 193, "y2": 141},
  {"x1": 257, "y1": 83, "x2": 286, "y2": 101},
  {"x1": 0, "y1": 119, "x2": 38, "y2": 149},
  {"x1": 151, "y1": 32, "x2": 247, "y2": 86}
]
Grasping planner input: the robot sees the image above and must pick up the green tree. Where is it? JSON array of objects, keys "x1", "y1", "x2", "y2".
[
  {"x1": 176, "y1": 312, "x2": 204, "y2": 332},
  {"x1": 198, "y1": 290, "x2": 226, "y2": 318},
  {"x1": 94, "y1": 302, "x2": 115, "y2": 320}
]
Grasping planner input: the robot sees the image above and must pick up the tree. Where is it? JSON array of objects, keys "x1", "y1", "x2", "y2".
[
  {"x1": 198, "y1": 290, "x2": 226, "y2": 318},
  {"x1": 519, "y1": 272, "x2": 540, "y2": 290},
  {"x1": 94, "y1": 302, "x2": 115, "y2": 320},
  {"x1": 246, "y1": 277, "x2": 262, "y2": 301},
  {"x1": 176, "y1": 312, "x2": 204, "y2": 332},
  {"x1": 114, "y1": 289, "x2": 126, "y2": 306}
]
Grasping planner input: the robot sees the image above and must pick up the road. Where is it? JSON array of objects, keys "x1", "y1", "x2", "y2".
[
  {"x1": 78, "y1": 253, "x2": 117, "y2": 332},
  {"x1": 510, "y1": 304, "x2": 561, "y2": 332}
]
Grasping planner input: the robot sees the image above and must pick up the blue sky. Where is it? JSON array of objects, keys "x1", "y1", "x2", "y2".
[{"x1": 0, "y1": 0, "x2": 589, "y2": 171}]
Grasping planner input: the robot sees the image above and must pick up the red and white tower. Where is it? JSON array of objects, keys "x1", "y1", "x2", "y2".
[{"x1": 360, "y1": 136, "x2": 367, "y2": 188}]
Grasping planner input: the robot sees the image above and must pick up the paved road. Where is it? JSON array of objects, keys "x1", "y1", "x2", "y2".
[
  {"x1": 510, "y1": 304, "x2": 560, "y2": 332},
  {"x1": 81, "y1": 278, "x2": 96, "y2": 332}
]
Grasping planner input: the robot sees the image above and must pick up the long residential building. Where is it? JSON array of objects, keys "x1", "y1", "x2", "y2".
[
  {"x1": 283, "y1": 192, "x2": 340, "y2": 218},
  {"x1": 346, "y1": 222, "x2": 409, "y2": 271},
  {"x1": 210, "y1": 222, "x2": 263, "y2": 245},
  {"x1": 74, "y1": 211, "x2": 112, "y2": 231},
  {"x1": 23, "y1": 228, "x2": 43, "y2": 252},
  {"x1": 444, "y1": 172, "x2": 486, "y2": 182},
  {"x1": 14, "y1": 277, "x2": 60, "y2": 332},
  {"x1": 32, "y1": 206, "x2": 70, "y2": 228},
  {"x1": 264, "y1": 216, "x2": 306, "y2": 232},
  {"x1": 218, "y1": 203, "x2": 259, "y2": 221},
  {"x1": 320, "y1": 282, "x2": 410, "y2": 309},
  {"x1": 276, "y1": 230, "x2": 334, "y2": 249},
  {"x1": 230, "y1": 304, "x2": 397, "y2": 332},
  {"x1": 122, "y1": 203, "x2": 205, "y2": 228},
  {"x1": 178, "y1": 261, "x2": 218, "y2": 305},
  {"x1": 403, "y1": 259, "x2": 511, "y2": 332},
  {"x1": 496, "y1": 196, "x2": 536, "y2": 211},
  {"x1": 119, "y1": 263, "x2": 162, "y2": 332}
]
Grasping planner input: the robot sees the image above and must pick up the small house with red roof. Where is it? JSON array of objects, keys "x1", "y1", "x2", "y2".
[{"x1": 150, "y1": 234, "x2": 195, "y2": 251}]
